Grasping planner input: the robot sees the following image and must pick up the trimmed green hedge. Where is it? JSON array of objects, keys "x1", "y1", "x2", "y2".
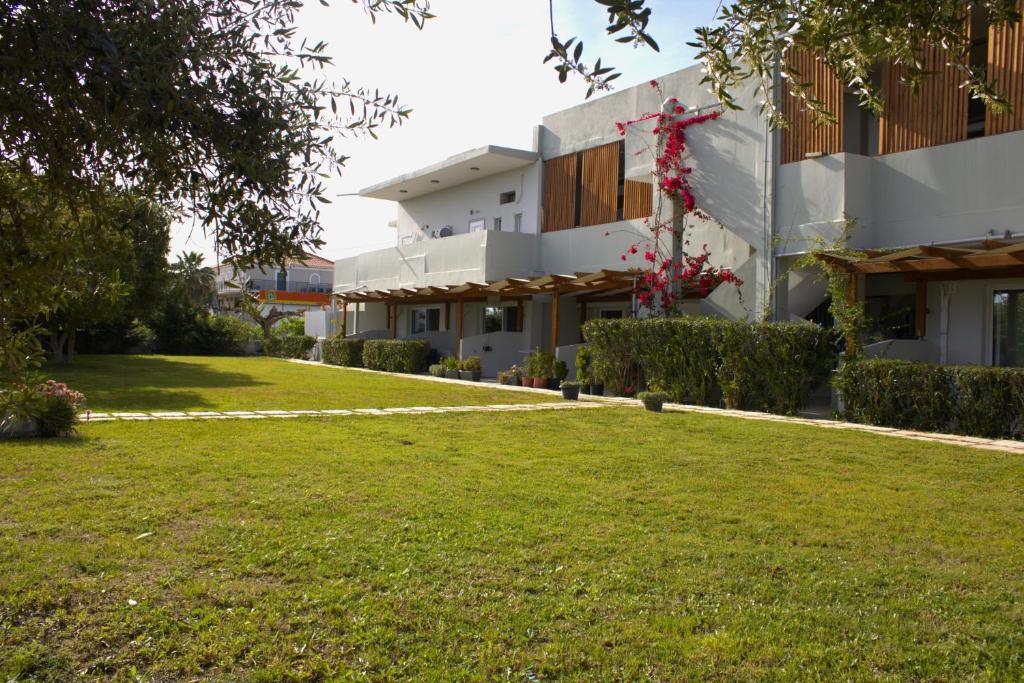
[
  {"x1": 362, "y1": 339, "x2": 430, "y2": 373},
  {"x1": 322, "y1": 337, "x2": 364, "y2": 367},
  {"x1": 583, "y1": 318, "x2": 835, "y2": 414},
  {"x1": 836, "y1": 359, "x2": 1024, "y2": 439},
  {"x1": 265, "y1": 335, "x2": 316, "y2": 359}
]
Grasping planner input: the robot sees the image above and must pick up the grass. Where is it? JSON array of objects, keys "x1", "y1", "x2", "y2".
[
  {"x1": 1, "y1": 406, "x2": 1022, "y2": 681},
  {"x1": 44, "y1": 355, "x2": 560, "y2": 411}
]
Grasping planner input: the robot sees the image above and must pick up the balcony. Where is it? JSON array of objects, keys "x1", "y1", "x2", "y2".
[{"x1": 217, "y1": 278, "x2": 333, "y2": 296}]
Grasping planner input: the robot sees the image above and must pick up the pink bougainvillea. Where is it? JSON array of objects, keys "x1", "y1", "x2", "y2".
[{"x1": 612, "y1": 80, "x2": 742, "y2": 315}]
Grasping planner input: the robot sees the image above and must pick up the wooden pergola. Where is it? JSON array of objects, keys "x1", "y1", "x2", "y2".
[
  {"x1": 333, "y1": 270, "x2": 640, "y2": 354},
  {"x1": 817, "y1": 240, "x2": 1024, "y2": 337}
]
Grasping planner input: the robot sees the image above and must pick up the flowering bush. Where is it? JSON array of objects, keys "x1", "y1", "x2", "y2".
[
  {"x1": 1, "y1": 379, "x2": 87, "y2": 438},
  {"x1": 614, "y1": 80, "x2": 742, "y2": 315}
]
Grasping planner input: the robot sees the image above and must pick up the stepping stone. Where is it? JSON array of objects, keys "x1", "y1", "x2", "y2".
[
  {"x1": 254, "y1": 410, "x2": 290, "y2": 415},
  {"x1": 151, "y1": 412, "x2": 188, "y2": 417},
  {"x1": 187, "y1": 412, "x2": 223, "y2": 417},
  {"x1": 86, "y1": 413, "x2": 111, "y2": 419},
  {"x1": 111, "y1": 412, "x2": 150, "y2": 418},
  {"x1": 286, "y1": 410, "x2": 322, "y2": 415},
  {"x1": 319, "y1": 409, "x2": 353, "y2": 415}
]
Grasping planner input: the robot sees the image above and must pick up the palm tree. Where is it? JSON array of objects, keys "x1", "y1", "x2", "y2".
[{"x1": 171, "y1": 251, "x2": 216, "y2": 306}]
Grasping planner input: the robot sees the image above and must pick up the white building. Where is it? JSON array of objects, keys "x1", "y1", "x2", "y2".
[
  {"x1": 333, "y1": 15, "x2": 1024, "y2": 377},
  {"x1": 214, "y1": 251, "x2": 334, "y2": 314}
]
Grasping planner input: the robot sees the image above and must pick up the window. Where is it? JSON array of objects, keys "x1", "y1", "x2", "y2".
[
  {"x1": 469, "y1": 218, "x2": 486, "y2": 232},
  {"x1": 993, "y1": 289, "x2": 1024, "y2": 366},
  {"x1": 493, "y1": 217, "x2": 502, "y2": 231},
  {"x1": 276, "y1": 270, "x2": 287, "y2": 290},
  {"x1": 308, "y1": 273, "x2": 321, "y2": 293},
  {"x1": 599, "y1": 309, "x2": 624, "y2": 320},
  {"x1": 514, "y1": 213, "x2": 523, "y2": 232},
  {"x1": 410, "y1": 308, "x2": 441, "y2": 335},
  {"x1": 499, "y1": 191, "x2": 516, "y2": 204},
  {"x1": 483, "y1": 306, "x2": 519, "y2": 333}
]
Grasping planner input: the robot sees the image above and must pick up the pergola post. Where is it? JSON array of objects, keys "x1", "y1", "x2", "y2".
[
  {"x1": 516, "y1": 299, "x2": 524, "y2": 332},
  {"x1": 456, "y1": 297, "x2": 464, "y2": 359},
  {"x1": 578, "y1": 297, "x2": 587, "y2": 339},
  {"x1": 915, "y1": 280, "x2": 927, "y2": 338},
  {"x1": 341, "y1": 300, "x2": 348, "y2": 337},
  {"x1": 445, "y1": 302, "x2": 451, "y2": 331},
  {"x1": 391, "y1": 301, "x2": 398, "y2": 338},
  {"x1": 550, "y1": 288, "x2": 561, "y2": 354}
]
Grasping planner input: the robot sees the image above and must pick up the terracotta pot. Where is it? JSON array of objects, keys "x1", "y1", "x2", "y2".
[{"x1": 532, "y1": 377, "x2": 548, "y2": 389}]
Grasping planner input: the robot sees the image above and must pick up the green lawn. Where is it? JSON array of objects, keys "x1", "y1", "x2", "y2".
[
  {"x1": 45, "y1": 355, "x2": 559, "y2": 411},
  {"x1": 1, "y1": 404, "x2": 1022, "y2": 680}
]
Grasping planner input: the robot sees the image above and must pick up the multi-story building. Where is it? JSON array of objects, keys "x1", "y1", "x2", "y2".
[
  {"x1": 332, "y1": 13, "x2": 1024, "y2": 377},
  {"x1": 215, "y1": 251, "x2": 334, "y2": 315}
]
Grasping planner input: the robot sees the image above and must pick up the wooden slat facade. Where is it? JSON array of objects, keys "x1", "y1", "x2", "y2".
[
  {"x1": 986, "y1": 1, "x2": 1024, "y2": 136},
  {"x1": 878, "y1": 46, "x2": 968, "y2": 155},
  {"x1": 542, "y1": 153, "x2": 578, "y2": 233},
  {"x1": 779, "y1": 49, "x2": 844, "y2": 164},
  {"x1": 578, "y1": 141, "x2": 621, "y2": 227},
  {"x1": 622, "y1": 179, "x2": 653, "y2": 220}
]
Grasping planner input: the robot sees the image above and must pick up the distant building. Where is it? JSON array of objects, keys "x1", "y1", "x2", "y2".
[{"x1": 214, "y1": 252, "x2": 334, "y2": 315}]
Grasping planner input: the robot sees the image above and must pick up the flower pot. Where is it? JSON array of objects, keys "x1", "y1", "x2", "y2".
[
  {"x1": 0, "y1": 416, "x2": 40, "y2": 439},
  {"x1": 590, "y1": 383, "x2": 604, "y2": 396},
  {"x1": 561, "y1": 385, "x2": 580, "y2": 400},
  {"x1": 580, "y1": 384, "x2": 592, "y2": 395},
  {"x1": 508, "y1": 377, "x2": 521, "y2": 386},
  {"x1": 547, "y1": 378, "x2": 560, "y2": 391},
  {"x1": 444, "y1": 370, "x2": 460, "y2": 380},
  {"x1": 459, "y1": 370, "x2": 481, "y2": 382},
  {"x1": 532, "y1": 377, "x2": 547, "y2": 389},
  {"x1": 642, "y1": 396, "x2": 664, "y2": 412}
]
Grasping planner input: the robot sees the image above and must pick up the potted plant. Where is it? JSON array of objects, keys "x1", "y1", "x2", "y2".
[
  {"x1": 576, "y1": 347, "x2": 592, "y2": 394},
  {"x1": 497, "y1": 370, "x2": 508, "y2": 384},
  {"x1": 526, "y1": 348, "x2": 551, "y2": 389},
  {"x1": 442, "y1": 356, "x2": 460, "y2": 380},
  {"x1": 459, "y1": 356, "x2": 482, "y2": 382},
  {"x1": 637, "y1": 391, "x2": 668, "y2": 412},
  {"x1": 429, "y1": 363, "x2": 445, "y2": 378},
  {"x1": 507, "y1": 364, "x2": 522, "y2": 386},
  {"x1": 560, "y1": 380, "x2": 581, "y2": 400},
  {"x1": 551, "y1": 359, "x2": 568, "y2": 391}
]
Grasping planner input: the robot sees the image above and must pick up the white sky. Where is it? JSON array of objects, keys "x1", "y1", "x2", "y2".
[{"x1": 170, "y1": 0, "x2": 713, "y2": 265}]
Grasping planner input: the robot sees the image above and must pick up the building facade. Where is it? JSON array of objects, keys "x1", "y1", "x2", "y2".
[
  {"x1": 215, "y1": 252, "x2": 334, "y2": 315},
  {"x1": 333, "y1": 14, "x2": 1024, "y2": 377}
]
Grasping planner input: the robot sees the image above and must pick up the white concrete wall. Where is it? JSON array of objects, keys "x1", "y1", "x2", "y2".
[
  {"x1": 459, "y1": 332, "x2": 528, "y2": 377},
  {"x1": 776, "y1": 130, "x2": 1024, "y2": 252},
  {"x1": 395, "y1": 163, "x2": 542, "y2": 243}
]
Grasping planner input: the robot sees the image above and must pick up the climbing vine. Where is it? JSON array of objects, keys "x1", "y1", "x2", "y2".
[{"x1": 613, "y1": 81, "x2": 741, "y2": 316}]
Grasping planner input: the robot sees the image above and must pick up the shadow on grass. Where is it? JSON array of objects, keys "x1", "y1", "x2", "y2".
[{"x1": 44, "y1": 355, "x2": 273, "y2": 411}]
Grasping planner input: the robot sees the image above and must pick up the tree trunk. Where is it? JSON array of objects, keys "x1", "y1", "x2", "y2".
[{"x1": 49, "y1": 330, "x2": 67, "y2": 363}]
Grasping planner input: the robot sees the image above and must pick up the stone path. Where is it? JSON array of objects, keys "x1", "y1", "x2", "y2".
[
  {"x1": 82, "y1": 401, "x2": 605, "y2": 423},
  {"x1": 288, "y1": 359, "x2": 1024, "y2": 455}
]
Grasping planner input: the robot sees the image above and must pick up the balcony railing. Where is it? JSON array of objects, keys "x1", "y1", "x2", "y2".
[{"x1": 217, "y1": 278, "x2": 333, "y2": 294}]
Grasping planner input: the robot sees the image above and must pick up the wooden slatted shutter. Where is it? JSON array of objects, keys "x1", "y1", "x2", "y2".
[
  {"x1": 542, "y1": 153, "x2": 578, "y2": 232},
  {"x1": 622, "y1": 179, "x2": 653, "y2": 220},
  {"x1": 578, "y1": 141, "x2": 621, "y2": 227},
  {"x1": 878, "y1": 47, "x2": 968, "y2": 154},
  {"x1": 779, "y1": 49, "x2": 844, "y2": 164},
  {"x1": 986, "y1": 1, "x2": 1024, "y2": 136}
]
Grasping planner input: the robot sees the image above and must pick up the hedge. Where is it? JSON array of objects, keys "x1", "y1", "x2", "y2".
[
  {"x1": 836, "y1": 359, "x2": 1024, "y2": 439},
  {"x1": 265, "y1": 335, "x2": 316, "y2": 359},
  {"x1": 582, "y1": 318, "x2": 835, "y2": 414},
  {"x1": 362, "y1": 339, "x2": 430, "y2": 373},
  {"x1": 322, "y1": 337, "x2": 364, "y2": 367}
]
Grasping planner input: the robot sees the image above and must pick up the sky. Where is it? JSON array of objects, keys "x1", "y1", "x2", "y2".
[{"x1": 170, "y1": 0, "x2": 715, "y2": 264}]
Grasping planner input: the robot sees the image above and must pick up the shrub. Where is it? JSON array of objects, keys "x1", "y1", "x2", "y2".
[
  {"x1": 125, "y1": 318, "x2": 158, "y2": 353},
  {"x1": 1, "y1": 379, "x2": 86, "y2": 438},
  {"x1": 460, "y1": 356, "x2": 482, "y2": 373},
  {"x1": 265, "y1": 335, "x2": 316, "y2": 359},
  {"x1": 554, "y1": 360, "x2": 568, "y2": 382},
  {"x1": 575, "y1": 347, "x2": 592, "y2": 382},
  {"x1": 441, "y1": 356, "x2": 460, "y2": 371},
  {"x1": 836, "y1": 359, "x2": 1024, "y2": 439},
  {"x1": 322, "y1": 337, "x2": 364, "y2": 367},
  {"x1": 637, "y1": 390, "x2": 668, "y2": 412},
  {"x1": 363, "y1": 339, "x2": 430, "y2": 373},
  {"x1": 429, "y1": 364, "x2": 445, "y2": 378},
  {"x1": 276, "y1": 316, "x2": 306, "y2": 337},
  {"x1": 208, "y1": 315, "x2": 261, "y2": 354},
  {"x1": 583, "y1": 318, "x2": 835, "y2": 413}
]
